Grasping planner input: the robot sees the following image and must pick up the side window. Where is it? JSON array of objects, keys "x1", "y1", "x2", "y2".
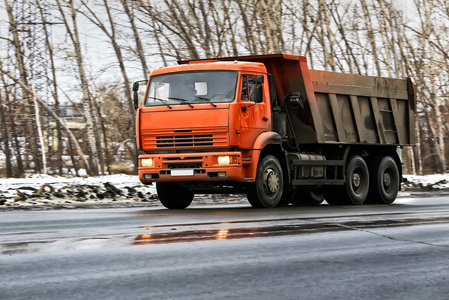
[
  {"x1": 241, "y1": 75, "x2": 263, "y2": 102},
  {"x1": 241, "y1": 75, "x2": 249, "y2": 101}
]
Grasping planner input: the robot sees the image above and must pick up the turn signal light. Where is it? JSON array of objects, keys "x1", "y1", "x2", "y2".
[{"x1": 217, "y1": 156, "x2": 238, "y2": 165}]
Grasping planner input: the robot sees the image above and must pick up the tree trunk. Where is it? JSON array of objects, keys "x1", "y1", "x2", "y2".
[
  {"x1": 360, "y1": 1, "x2": 382, "y2": 76},
  {"x1": 0, "y1": 63, "x2": 90, "y2": 174},
  {"x1": 32, "y1": 83, "x2": 47, "y2": 174},
  {"x1": 4, "y1": 0, "x2": 41, "y2": 172},
  {"x1": 0, "y1": 90, "x2": 12, "y2": 177},
  {"x1": 121, "y1": 0, "x2": 150, "y2": 77},
  {"x1": 36, "y1": 0, "x2": 64, "y2": 175},
  {"x1": 56, "y1": 0, "x2": 101, "y2": 175}
]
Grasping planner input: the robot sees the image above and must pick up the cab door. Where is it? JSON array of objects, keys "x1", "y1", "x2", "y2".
[{"x1": 239, "y1": 74, "x2": 270, "y2": 149}]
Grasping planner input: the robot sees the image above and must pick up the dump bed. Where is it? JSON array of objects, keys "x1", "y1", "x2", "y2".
[
  {"x1": 308, "y1": 70, "x2": 415, "y2": 145},
  {"x1": 182, "y1": 53, "x2": 416, "y2": 146}
]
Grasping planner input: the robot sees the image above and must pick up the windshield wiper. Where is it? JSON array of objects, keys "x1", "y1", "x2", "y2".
[
  {"x1": 197, "y1": 97, "x2": 217, "y2": 107},
  {"x1": 149, "y1": 97, "x2": 172, "y2": 109},
  {"x1": 168, "y1": 97, "x2": 194, "y2": 108}
]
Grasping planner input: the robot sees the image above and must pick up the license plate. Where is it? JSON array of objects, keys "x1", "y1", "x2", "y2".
[{"x1": 171, "y1": 170, "x2": 194, "y2": 176}]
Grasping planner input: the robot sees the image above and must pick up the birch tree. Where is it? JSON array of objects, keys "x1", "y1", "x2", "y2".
[
  {"x1": 4, "y1": 0, "x2": 41, "y2": 172},
  {"x1": 79, "y1": 0, "x2": 138, "y2": 172},
  {"x1": 36, "y1": 0, "x2": 64, "y2": 175},
  {"x1": 0, "y1": 61, "x2": 90, "y2": 172},
  {"x1": 0, "y1": 90, "x2": 12, "y2": 177},
  {"x1": 1, "y1": 0, "x2": 448, "y2": 176},
  {"x1": 120, "y1": 0, "x2": 151, "y2": 75},
  {"x1": 0, "y1": 71, "x2": 24, "y2": 176},
  {"x1": 55, "y1": 0, "x2": 103, "y2": 175}
]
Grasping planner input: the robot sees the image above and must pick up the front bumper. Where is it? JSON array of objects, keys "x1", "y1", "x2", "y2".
[{"x1": 138, "y1": 152, "x2": 247, "y2": 183}]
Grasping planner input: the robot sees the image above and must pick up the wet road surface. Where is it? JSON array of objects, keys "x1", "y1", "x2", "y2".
[{"x1": 1, "y1": 195, "x2": 449, "y2": 299}]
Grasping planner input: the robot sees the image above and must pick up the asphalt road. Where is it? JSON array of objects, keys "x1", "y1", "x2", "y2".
[{"x1": 1, "y1": 195, "x2": 449, "y2": 299}]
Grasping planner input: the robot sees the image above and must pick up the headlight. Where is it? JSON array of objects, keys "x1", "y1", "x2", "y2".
[
  {"x1": 218, "y1": 156, "x2": 230, "y2": 165},
  {"x1": 217, "y1": 156, "x2": 237, "y2": 165},
  {"x1": 141, "y1": 158, "x2": 154, "y2": 167}
]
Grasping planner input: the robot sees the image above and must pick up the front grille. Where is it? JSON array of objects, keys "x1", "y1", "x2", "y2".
[
  {"x1": 156, "y1": 135, "x2": 213, "y2": 148},
  {"x1": 168, "y1": 163, "x2": 202, "y2": 169},
  {"x1": 141, "y1": 128, "x2": 228, "y2": 150}
]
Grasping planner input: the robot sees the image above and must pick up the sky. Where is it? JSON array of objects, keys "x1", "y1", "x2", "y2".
[{"x1": 0, "y1": 0, "x2": 419, "y2": 105}]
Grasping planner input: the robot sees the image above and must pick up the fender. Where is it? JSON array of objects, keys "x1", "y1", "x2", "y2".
[
  {"x1": 252, "y1": 131, "x2": 282, "y2": 150},
  {"x1": 243, "y1": 131, "x2": 283, "y2": 181}
]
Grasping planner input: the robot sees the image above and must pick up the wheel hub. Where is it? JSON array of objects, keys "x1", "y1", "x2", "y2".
[
  {"x1": 383, "y1": 172, "x2": 391, "y2": 187},
  {"x1": 264, "y1": 168, "x2": 279, "y2": 194},
  {"x1": 352, "y1": 173, "x2": 361, "y2": 188}
]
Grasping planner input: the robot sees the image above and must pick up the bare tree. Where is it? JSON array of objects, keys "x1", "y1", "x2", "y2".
[
  {"x1": 360, "y1": 1, "x2": 382, "y2": 76},
  {"x1": 55, "y1": 0, "x2": 103, "y2": 175},
  {"x1": 4, "y1": 0, "x2": 41, "y2": 172},
  {"x1": 1, "y1": 0, "x2": 448, "y2": 176},
  {"x1": 0, "y1": 70, "x2": 24, "y2": 177},
  {"x1": 0, "y1": 90, "x2": 12, "y2": 177},
  {"x1": 0, "y1": 60, "x2": 90, "y2": 172},
  {"x1": 36, "y1": 0, "x2": 64, "y2": 175},
  {"x1": 120, "y1": 0, "x2": 151, "y2": 76}
]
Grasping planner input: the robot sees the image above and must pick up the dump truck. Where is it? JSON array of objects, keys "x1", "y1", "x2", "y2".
[{"x1": 132, "y1": 53, "x2": 415, "y2": 209}]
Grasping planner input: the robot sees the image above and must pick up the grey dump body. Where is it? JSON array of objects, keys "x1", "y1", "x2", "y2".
[{"x1": 297, "y1": 69, "x2": 415, "y2": 146}]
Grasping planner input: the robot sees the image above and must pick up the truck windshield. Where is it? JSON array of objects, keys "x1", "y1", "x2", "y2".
[{"x1": 145, "y1": 71, "x2": 238, "y2": 107}]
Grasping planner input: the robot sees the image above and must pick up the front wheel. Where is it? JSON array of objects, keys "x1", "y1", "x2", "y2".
[
  {"x1": 246, "y1": 155, "x2": 284, "y2": 208},
  {"x1": 156, "y1": 182, "x2": 194, "y2": 209}
]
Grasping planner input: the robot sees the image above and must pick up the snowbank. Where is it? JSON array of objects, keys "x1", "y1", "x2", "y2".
[
  {"x1": 0, "y1": 173, "x2": 448, "y2": 209},
  {"x1": 0, "y1": 174, "x2": 158, "y2": 209}
]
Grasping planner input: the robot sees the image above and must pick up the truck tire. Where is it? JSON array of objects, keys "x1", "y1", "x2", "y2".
[
  {"x1": 277, "y1": 189, "x2": 295, "y2": 207},
  {"x1": 344, "y1": 155, "x2": 369, "y2": 205},
  {"x1": 369, "y1": 156, "x2": 400, "y2": 204},
  {"x1": 325, "y1": 155, "x2": 369, "y2": 205},
  {"x1": 246, "y1": 155, "x2": 284, "y2": 208},
  {"x1": 156, "y1": 182, "x2": 194, "y2": 209}
]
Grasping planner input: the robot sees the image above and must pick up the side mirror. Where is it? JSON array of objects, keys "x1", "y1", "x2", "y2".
[{"x1": 132, "y1": 82, "x2": 139, "y2": 109}]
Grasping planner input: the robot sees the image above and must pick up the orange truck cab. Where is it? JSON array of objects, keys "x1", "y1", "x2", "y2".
[{"x1": 133, "y1": 54, "x2": 415, "y2": 209}]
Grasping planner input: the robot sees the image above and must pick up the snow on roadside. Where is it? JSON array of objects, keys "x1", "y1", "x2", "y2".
[
  {"x1": 0, "y1": 173, "x2": 448, "y2": 209},
  {"x1": 0, "y1": 174, "x2": 149, "y2": 193},
  {"x1": 402, "y1": 174, "x2": 449, "y2": 190},
  {"x1": 0, "y1": 174, "x2": 158, "y2": 209}
]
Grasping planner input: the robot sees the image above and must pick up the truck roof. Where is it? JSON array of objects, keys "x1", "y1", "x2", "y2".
[
  {"x1": 178, "y1": 53, "x2": 308, "y2": 64},
  {"x1": 151, "y1": 60, "x2": 267, "y2": 76}
]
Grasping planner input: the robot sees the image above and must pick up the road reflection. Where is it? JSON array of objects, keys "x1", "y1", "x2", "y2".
[
  {"x1": 133, "y1": 227, "x2": 259, "y2": 245},
  {"x1": 132, "y1": 215, "x2": 449, "y2": 245},
  {"x1": 3, "y1": 213, "x2": 449, "y2": 254},
  {"x1": 216, "y1": 229, "x2": 229, "y2": 240}
]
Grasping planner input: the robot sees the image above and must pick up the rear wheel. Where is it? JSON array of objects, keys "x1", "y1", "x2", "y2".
[
  {"x1": 247, "y1": 155, "x2": 284, "y2": 208},
  {"x1": 156, "y1": 182, "x2": 194, "y2": 209},
  {"x1": 369, "y1": 156, "x2": 400, "y2": 204},
  {"x1": 343, "y1": 155, "x2": 369, "y2": 205},
  {"x1": 325, "y1": 155, "x2": 369, "y2": 205}
]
